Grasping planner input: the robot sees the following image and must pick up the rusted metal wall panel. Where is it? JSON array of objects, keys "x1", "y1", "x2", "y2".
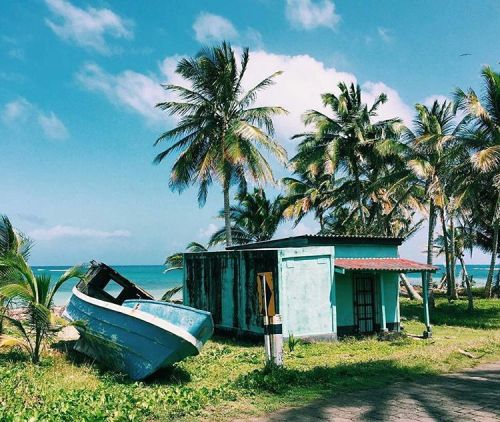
[{"x1": 184, "y1": 250, "x2": 278, "y2": 336}]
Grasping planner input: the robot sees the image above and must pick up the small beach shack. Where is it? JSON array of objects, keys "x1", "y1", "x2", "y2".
[{"x1": 183, "y1": 235, "x2": 436, "y2": 340}]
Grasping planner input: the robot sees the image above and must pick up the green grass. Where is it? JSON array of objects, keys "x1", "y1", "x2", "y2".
[{"x1": 1, "y1": 297, "x2": 499, "y2": 421}]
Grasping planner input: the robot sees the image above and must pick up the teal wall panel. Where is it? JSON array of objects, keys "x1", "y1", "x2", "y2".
[
  {"x1": 278, "y1": 247, "x2": 335, "y2": 337},
  {"x1": 335, "y1": 273, "x2": 354, "y2": 327},
  {"x1": 335, "y1": 244, "x2": 398, "y2": 258}
]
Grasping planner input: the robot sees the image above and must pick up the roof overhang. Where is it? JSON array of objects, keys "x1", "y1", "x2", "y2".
[{"x1": 334, "y1": 258, "x2": 438, "y2": 273}]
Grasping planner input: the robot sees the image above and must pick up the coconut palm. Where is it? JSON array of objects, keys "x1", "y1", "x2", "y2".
[
  {"x1": 209, "y1": 188, "x2": 284, "y2": 246},
  {"x1": 154, "y1": 42, "x2": 288, "y2": 247},
  {"x1": 403, "y1": 100, "x2": 467, "y2": 300},
  {"x1": 292, "y1": 82, "x2": 403, "y2": 227},
  {"x1": 434, "y1": 224, "x2": 476, "y2": 310},
  {"x1": 0, "y1": 215, "x2": 85, "y2": 363},
  {"x1": 0, "y1": 215, "x2": 32, "y2": 334},
  {"x1": 454, "y1": 66, "x2": 500, "y2": 297}
]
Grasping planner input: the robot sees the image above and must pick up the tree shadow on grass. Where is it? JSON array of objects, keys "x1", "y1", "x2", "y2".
[
  {"x1": 401, "y1": 299, "x2": 500, "y2": 329},
  {"x1": 237, "y1": 360, "x2": 500, "y2": 421}
]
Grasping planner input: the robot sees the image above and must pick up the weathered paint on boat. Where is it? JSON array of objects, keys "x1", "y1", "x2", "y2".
[{"x1": 64, "y1": 287, "x2": 214, "y2": 380}]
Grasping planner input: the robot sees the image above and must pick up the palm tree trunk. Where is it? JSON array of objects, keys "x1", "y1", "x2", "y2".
[
  {"x1": 223, "y1": 178, "x2": 233, "y2": 247},
  {"x1": 352, "y1": 160, "x2": 366, "y2": 227},
  {"x1": 400, "y1": 274, "x2": 422, "y2": 301},
  {"x1": 426, "y1": 200, "x2": 436, "y2": 308},
  {"x1": 439, "y1": 207, "x2": 453, "y2": 301},
  {"x1": 33, "y1": 327, "x2": 42, "y2": 364},
  {"x1": 484, "y1": 194, "x2": 500, "y2": 298},
  {"x1": 459, "y1": 255, "x2": 473, "y2": 311},
  {"x1": 449, "y1": 217, "x2": 458, "y2": 300}
]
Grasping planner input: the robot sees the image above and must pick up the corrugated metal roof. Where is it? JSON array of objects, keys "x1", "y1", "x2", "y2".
[
  {"x1": 334, "y1": 258, "x2": 438, "y2": 273},
  {"x1": 226, "y1": 234, "x2": 405, "y2": 250}
]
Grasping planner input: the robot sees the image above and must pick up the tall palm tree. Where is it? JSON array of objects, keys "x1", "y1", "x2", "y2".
[
  {"x1": 454, "y1": 66, "x2": 500, "y2": 298},
  {"x1": 434, "y1": 224, "x2": 476, "y2": 310},
  {"x1": 209, "y1": 188, "x2": 284, "y2": 246},
  {"x1": 403, "y1": 100, "x2": 466, "y2": 300},
  {"x1": 154, "y1": 42, "x2": 288, "y2": 246},
  {"x1": 292, "y1": 82, "x2": 403, "y2": 228}
]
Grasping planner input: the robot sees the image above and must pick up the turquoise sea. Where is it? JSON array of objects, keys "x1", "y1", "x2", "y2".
[
  {"x1": 34, "y1": 264, "x2": 495, "y2": 306},
  {"x1": 33, "y1": 265, "x2": 183, "y2": 306}
]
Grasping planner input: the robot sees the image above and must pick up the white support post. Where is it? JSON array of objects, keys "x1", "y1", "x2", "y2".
[
  {"x1": 421, "y1": 272, "x2": 432, "y2": 338},
  {"x1": 379, "y1": 274, "x2": 387, "y2": 332}
]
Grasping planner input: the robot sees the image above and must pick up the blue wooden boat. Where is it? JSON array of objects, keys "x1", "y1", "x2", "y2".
[{"x1": 63, "y1": 261, "x2": 213, "y2": 380}]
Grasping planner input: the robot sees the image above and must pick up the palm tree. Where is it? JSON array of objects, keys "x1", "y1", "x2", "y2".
[
  {"x1": 154, "y1": 42, "x2": 288, "y2": 247},
  {"x1": 0, "y1": 215, "x2": 85, "y2": 363},
  {"x1": 209, "y1": 188, "x2": 284, "y2": 246},
  {"x1": 281, "y1": 162, "x2": 338, "y2": 231},
  {"x1": 434, "y1": 224, "x2": 476, "y2": 310},
  {"x1": 0, "y1": 215, "x2": 32, "y2": 334},
  {"x1": 403, "y1": 100, "x2": 467, "y2": 300},
  {"x1": 454, "y1": 66, "x2": 500, "y2": 298},
  {"x1": 292, "y1": 82, "x2": 403, "y2": 228}
]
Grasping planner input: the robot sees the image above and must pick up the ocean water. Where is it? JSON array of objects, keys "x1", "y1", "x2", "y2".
[
  {"x1": 34, "y1": 263, "x2": 495, "y2": 306},
  {"x1": 33, "y1": 265, "x2": 183, "y2": 306},
  {"x1": 406, "y1": 264, "x2": 493, "y2": 286}
]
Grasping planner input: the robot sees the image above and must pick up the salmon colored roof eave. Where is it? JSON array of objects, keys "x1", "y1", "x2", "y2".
[{"x1": 334, "y1": 258, "x2": 438, "y2": 273}]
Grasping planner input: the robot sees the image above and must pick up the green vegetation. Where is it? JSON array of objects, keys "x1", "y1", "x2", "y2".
[
  {"x1": 0, "y1": 215, "x2": 85, "y2": 363},
  {"x1": 0, "y1": 297, "x2": 499, "y2": 421}
]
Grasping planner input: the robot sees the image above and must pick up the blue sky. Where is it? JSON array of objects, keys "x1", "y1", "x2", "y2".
[{"x1": 1, "y1": 0, "x2": 498, "y2": 265}]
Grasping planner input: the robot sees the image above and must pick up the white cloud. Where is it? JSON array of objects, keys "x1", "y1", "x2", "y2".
[
  {"x1": 193, "y1": 12, "x2": 238, "y2": 43},
  {"x1": 44, "y1": 0, "x2": 133, "y2": 54},
  {"x1": 1, "y1": 97, "x2": 69, "y2": 140},
  {"x1": 76, "y1": 62, "x2": 168, "y2": 123},
  {"x1": 1, "y1": 98, "x2": 32, "y2": 124},
  {"x1": 38, "y1": 111, "x2": 69, "y2": 140},
  {"x1": 286, "y1": 0, "x2": 340, "y2": 30},
  {"x1": 240, "y1": 50, "x2": 413, "y2": 140},
  {"x1": 377, "y1": 27, "x2": 393, "y2": 43},
  {"x1": 30, "y1": 225, "x2": 130, "y2": 241},
  {"x1": 76, "y1": 48, "x2": 412, "y2": 140},
  {"x1": 198, "y1": 223, "x2": 218, "y2": 239}
]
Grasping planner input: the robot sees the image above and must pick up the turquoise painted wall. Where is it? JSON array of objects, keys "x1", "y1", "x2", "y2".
[
  {"x1": 185, "y1": 243, "x2": 402, "y2": 338},
  {"x1": 335, "y1": 244, "x2": 398, "y2": 258},
  {"x1": 380, "y1": 272, "x2": 399, "y2": 325},
  {"x1": 335, "y1": 273, "x2": 354, "y2": 327},
  {"x1": 278, "y1": 247, "x2": 335, "y2": 338}
]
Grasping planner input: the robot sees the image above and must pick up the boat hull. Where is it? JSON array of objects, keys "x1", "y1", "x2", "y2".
[{"x1": 64, "y1": 287, "x2": 213, "y2": 380}]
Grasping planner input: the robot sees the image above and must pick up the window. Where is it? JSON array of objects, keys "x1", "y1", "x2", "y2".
[{"x1": 103, "y1": 279, "x2": 124, "y2": 299}]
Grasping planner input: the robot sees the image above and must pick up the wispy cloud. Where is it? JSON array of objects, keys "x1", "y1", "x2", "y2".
[
  {"x1": 1, "y1": 98, "x2": 32, "y2": 124},
  {"x1": 38, "y1": 111, "x2": 69, "y2": 140},
  {"x1": 377, "y1": 27, "x2": 393, "y2": 43},
  {"x1": 30, "y1": 225, "x2": 130, "y2": 241},
  {"x1": 193, "y1": 12, "x2": 238, "y2": 43},
  {"x1": 285, "y1": 0, "x2": 340, "y2": 30},
  {"x1": 44, "y1": 0, "x2": 133, "y2": 54},
  {"x1": 75, "y1": 62, "x2": 168, "y2": 124},
  {"x1": 1, "y1": 97, "x2": 69, "y2": 140}
]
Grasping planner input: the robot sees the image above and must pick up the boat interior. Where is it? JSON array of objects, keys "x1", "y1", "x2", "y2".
[{"x1": 77, "y1": 261, "x2": 154, "y2": 305}]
